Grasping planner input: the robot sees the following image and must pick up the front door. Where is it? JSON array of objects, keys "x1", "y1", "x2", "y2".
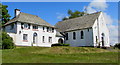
[{"x1": 33, "y1": 32, "x2": 37, "y2": 44}]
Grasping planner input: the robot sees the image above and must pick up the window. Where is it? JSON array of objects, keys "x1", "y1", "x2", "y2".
[
  {"x1": 23, "y1": 34, "x2": 28, "y2": 41},
  {"x1": 81, "y1": 31, "x2": 84, "y2": 39},
  {"x1": 96, "y1": 36, "x2": 97, "y2": 42},
  {"x1": 43, "y1": 27, "x2": 45, "y2": 31},
  {"x1": 66, "y1": 33, "x2": 68, "y2": 40},
  {"x1": 43, "y1": 36, "x2": 45, "y2": 43},
  {"x1": 49, "y1": 28, "x2": 52, "y2": 32},
  {"x1": 47, "y1": 27, "x2": 49, "y2": 32},
  {"x1": 24, "y1": 24, "x2": 28, "y2": 28},
  {"x1": 33, "y1": 25, "x2": 38, "y2": 29},
  {"x1": 49, "y1": 37, "x2": 52, "y2": 43},
  {"x1": 73, "y1": 32, "x2": 76, "y2": 40},
  {"x1": 21, "y1": 23, "x2": 30, "y2": 29},
  {"x1": 21, "y1": 23, "x2": 24, "y2": 29},
  {"x1": 88, "y1": 29, "x2": 89, "y2": 32},
  {"x1": 10, "y1": 23, "x2": 14, "y2": 30},
  {"x1": 28, "y1": 24, "x2": 30, "y2": 29},
  {"x1": 52, "y1": 28, "x2": 54, "y2": 33}
]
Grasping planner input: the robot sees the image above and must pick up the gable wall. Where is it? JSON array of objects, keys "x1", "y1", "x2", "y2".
[{"x1": 92, "y1": 12, "x2": 110, "y2": 47}]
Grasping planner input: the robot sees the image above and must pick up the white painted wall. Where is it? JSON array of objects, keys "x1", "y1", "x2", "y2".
[
  {"x1": 5, "y1": 22, "x2": 58, "y2": 47},
  {"x1": 92, "y1": 12, "x2": 110, "y2": 47},
  {"x1": 55, "y1": 36, "x2": 64, "y2": 44},
  {"x1": 65, "y1": 28, "x2": 93, "y2": 47},
  {"x1": 65, "y1": 12, "x2": 110, "y2": 47}
]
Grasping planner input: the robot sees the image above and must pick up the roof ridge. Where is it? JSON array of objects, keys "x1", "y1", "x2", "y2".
[
  {"x1": 58, "y1": 11, "x2": 101, "y2": 22},
  {"x1": 20, "y1": 12, "x2": 38, "y2": 17}
]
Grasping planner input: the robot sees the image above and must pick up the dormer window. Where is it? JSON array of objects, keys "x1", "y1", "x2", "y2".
[
  {"x1": 28, "y1": 24, "x2": 30, "y2": 29},
  {"x1": 24, "y1": 24, "x2": 28, "y2": 28},
  {"x1": 33, "y1": 25, "x2": 38, "y2": 29},
  {"x1": 21, "y1": 23, "x2": 30, "y2": 29},
  {"x1": 47, "y1": 27, "x2": 49, "y2": 32},
  {"x1": 21, "y1": 23, "x2": 24, "y2": 29},
  {"x1": 43, "y1": 27, "x2": 45, "y2": 30},
  {"x1": 52, "y1": 28, "x2": 54, "y2": 33}
]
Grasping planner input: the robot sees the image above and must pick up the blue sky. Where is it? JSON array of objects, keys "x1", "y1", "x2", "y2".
[
  {"x1": 2, "y1": 2, "x2": 118, "y2": 25},
  {"x1": 2, "y1": 2, "x2": 118, "y2": 45}
]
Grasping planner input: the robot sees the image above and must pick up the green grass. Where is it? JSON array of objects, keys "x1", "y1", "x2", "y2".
[{"x1": 2, "y1": 46, "x2": 119, "y2": 63}]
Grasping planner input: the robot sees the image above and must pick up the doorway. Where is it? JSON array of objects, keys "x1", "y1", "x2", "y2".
[
  {"x1": 33, "y1": 32, "x2": 37, "y2": 44},
  {"x1": 58, "y1": 38, "x2": 63, "y2": 43}
]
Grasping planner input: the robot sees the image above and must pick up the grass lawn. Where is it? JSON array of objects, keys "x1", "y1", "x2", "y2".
[{"x1": 2, "y1": 46, "x2": 119, "y2": 63}]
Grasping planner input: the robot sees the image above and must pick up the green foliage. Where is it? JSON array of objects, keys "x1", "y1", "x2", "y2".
[
  {"x1": 1, "y1": 4, "x2": 11, "y2": 25},
  {"x1": 52, "y1": 43, "x2": 69, "y2": 46},
  {"x1": 114, "y1": 43, "x2": 120, "y2": 49},
  {"x1": 62, "y1": 9, "x2": 86, "y2": 21},
  {"x1": 2, "y1": 32, "x2": 15, "y2": 49}
]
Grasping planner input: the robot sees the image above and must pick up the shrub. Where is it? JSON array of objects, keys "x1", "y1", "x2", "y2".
[
  {"x1": 52, "y1": 43, "x2": 69, "y2": 47},
  {"x1": 114, "y1": 43, "x2": 120, "y2": 49},
  {"x1": 2, "y1": 32, "x2": 15, "y2": 49}
]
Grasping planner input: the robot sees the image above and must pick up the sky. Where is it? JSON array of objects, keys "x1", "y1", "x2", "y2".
[{"x1": 2, "y1": 1, "x2": 119, "y2": 45}]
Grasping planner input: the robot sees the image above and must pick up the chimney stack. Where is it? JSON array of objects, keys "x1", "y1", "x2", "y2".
[{"x1": 15, "y1": 9, "x2": 20, "y2": 17}]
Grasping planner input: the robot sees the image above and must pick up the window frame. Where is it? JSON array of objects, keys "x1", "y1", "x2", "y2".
[
  {"x1": 48, "y1": 37, "x2": 52, "y2": 43},
  {"x1": 47, "y1": 27, "x2": 49, "y2": 32},
  {"x1": 52, "y1": 28, "x2": 54, "y2": 33},
  {"x1": 66, "y1": 33, "x2": 68, "y2": 40},
  {"x1": 33, "y1": 25, "x2": 38, "y2": 29},
  {"x1": 23, "y1": 34, "x2": 28, "y2": 42},
  {"x1": 43, "y1": 36, "x2": 45, "y2": 43},
  {"x1": 73, "y1": 32, "x2": 76, "y2": 40},
  {"x1": 81, "y1": 31, "x2": 84, "y2": 39}
]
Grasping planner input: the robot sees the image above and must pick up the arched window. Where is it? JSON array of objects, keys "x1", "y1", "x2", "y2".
[
  {"x1": 66, "y1": 33, "x2": 68, "y2": 40},
  {"x1": 73, "y1": 32, "x2": 76, "y2": 40},
  {"x1": 101, "y1": 33, "x2": 105, "y2": 46},
  {"x1": 81, "y1": 31, "x2": 84, "y2": 39}
]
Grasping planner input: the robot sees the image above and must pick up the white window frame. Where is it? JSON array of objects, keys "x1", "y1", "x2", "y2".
[{"x1": 23, "y1": 34, "x2": 28, "y2": 41}]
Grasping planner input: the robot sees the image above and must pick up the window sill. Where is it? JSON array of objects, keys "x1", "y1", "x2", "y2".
[
  {"x1": 24, "y1": 28, "x2": 30, "y2": 30},
  {"x1": 23, "y1": 40, "x2": 28, "y2": 42},
  {"x1": 32, "y1": 29, "x2": 39, "y2": 31}
]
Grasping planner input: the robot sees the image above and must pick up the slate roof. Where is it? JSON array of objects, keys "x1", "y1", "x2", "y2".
[
  {"x1": 55, "y1": 12, "x2": 101, "y2": 32},
  {"x1": 5, "y1": 12, "x2": 54, "y2": 28}
]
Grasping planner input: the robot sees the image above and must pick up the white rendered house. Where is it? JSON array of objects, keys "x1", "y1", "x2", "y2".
[
  {"x1": 55, "y1": 12, "x2": 110, "y2": 47},
  {"x1": 4, "y1": 9, "x2": 63, "y2": 47}
]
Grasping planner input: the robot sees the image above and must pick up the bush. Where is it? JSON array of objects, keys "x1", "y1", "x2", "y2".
[
  {"x1": 2, "y1": 32, "x2": 15, "y2": 49},
  {"x1": 52, "y1": 43, "x2": 70, "y2": 47},
  {"x1": 114, "y1": 43, "x2": 120, "y2": 49}
]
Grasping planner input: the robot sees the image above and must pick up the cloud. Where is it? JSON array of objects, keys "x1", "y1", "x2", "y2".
[
  {"x1": 108, "y1": 24, "x2": 118, "y2": 45},
  {"x1": 103, "y1": 12, "x2": 118, "y2": 45},
  {"x1": 89, "y1": 0, "x2": 108, "y2": 11},
  {"x1": 56, "y1": 13, "x2": 68, "y2": 20},
  {"x1": 103, "y1": 13, "x2": 113, "y2": 25},
  {"x1": 84, "y1": 0, "x2": 118, "y2": 45},
  {"x1": 84, "y1": 0, "x2": 108, "y2": 14}
]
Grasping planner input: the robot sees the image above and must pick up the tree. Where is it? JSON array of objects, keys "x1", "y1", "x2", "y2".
[
  {"x1": 62, "y1": 9, "x2": 86, "y2": 21},
  {"x1": 2, "y1": 32, "x2": 15, "y2": 49},
  {"x1": 2, "y1": 4, "x2": 11, "y2": 25},
  {"x1": 114, "y1": 43, "x2": 120, "y2": 49}
]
